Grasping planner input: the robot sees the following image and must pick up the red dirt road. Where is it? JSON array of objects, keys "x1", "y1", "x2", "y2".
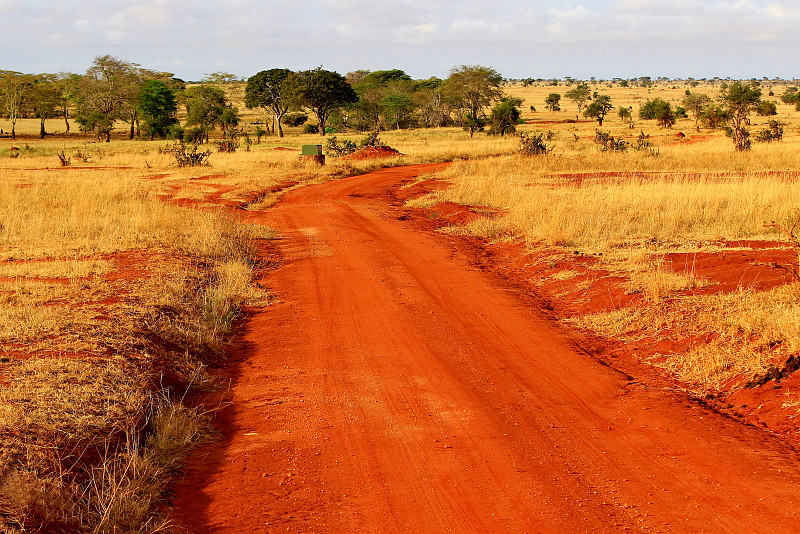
[{"x1": 171, "y1": 164, "x2": 800, "y2": 533}]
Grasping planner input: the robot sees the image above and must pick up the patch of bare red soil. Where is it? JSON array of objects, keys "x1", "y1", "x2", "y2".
[{"x1": 344, "y1": 145, "x2": 402, "y2": 160}]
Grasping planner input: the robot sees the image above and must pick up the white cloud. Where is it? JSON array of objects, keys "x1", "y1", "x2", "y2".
[{"x1": 0, "y1": 0, "x2": 798, "y2": 79}]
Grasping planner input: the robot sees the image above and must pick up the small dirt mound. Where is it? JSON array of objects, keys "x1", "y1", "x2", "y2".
[{"x1": 345, "y1": 145, "x2": 402, "y2": 160}]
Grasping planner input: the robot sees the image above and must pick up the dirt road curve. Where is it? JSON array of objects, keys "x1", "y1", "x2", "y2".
[{"x1": 170, "y1": 164, "x2": 800, "y2": 533}]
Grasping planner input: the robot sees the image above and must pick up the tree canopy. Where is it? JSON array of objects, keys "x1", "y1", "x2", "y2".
[
  {"x1": 565, "y1": 83, "x2": 591, "y2": 113},
  {"x1": 245, "y1": 68, "x2": 295, "y2": 137},
  {"x1": 444, "y1": 65, "x2": 503, "y2": 124},
  {"x1": 639, "y1": 98, "x2": 676, "y2": 128},
  {"x1": 292, "y1": 67, "x2": 358, "y2": 136},
  {"x1": 719, "y1": 81, "x2": 762, "y2": 151},
  {"x1": 584, "y1": 94, "x2": 613, "y2": 126},
  {"x1": 138, "y1": 79, "x2": 177, "y2": 139}
]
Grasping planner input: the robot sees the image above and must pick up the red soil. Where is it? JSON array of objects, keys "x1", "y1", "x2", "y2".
[
  {"x1": 344, "y1": 145, "x2": 402, "y2": 160},
  {"x1": 168, "y1": 164, "x2": 800, "y2": 533}
]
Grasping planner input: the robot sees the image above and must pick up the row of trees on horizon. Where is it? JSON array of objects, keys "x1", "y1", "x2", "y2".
[
  {"x1": 1, "y1": 56, "x2": 798, "y2": 151},
  {"x1": 0, "y1": 56, "x2": 511, "y2": 142}
]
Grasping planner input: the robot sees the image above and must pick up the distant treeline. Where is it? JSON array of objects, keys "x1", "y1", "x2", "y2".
[
  {"x1": 1, "y1": 56, "x2": 798, "y2": 146},
  {"x1": 0, "y1": 56, "x2": 508, "y2": 141}
]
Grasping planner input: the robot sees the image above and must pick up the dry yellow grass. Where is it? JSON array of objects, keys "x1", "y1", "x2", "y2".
[
  {"x1": 0, "y1": 140, "x2": 276, "y2": 531},
  {"x1": 409, "y1": 82, "x2": 800, "y2": 396}
]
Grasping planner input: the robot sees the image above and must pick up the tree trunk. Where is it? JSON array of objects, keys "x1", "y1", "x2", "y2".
[
  {"x1": 64, "y1": 114, "x2": 70, "y2": 133},
  {"x1": 105, "y1": 130, "x2": 111, "y2": 142},
  {"x1": 40, "y1": 118, "x2": 46, "y2": 139},
  {"x1": 598, "y1": 116, "x2": 603, "y2": 126},
  {"x1": 277, "y1": 114, "x2": 284, "y2": 137},
  {"x1": 11, "y1": 121, "x2": 15, "y2": 140}
]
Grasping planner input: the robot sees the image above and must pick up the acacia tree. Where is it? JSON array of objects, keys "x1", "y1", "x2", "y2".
[
  {"x1": 584, "y1": 94, "x2": 613, "y2": 125},
  {"x1": 0, "y1": 70, "x2": 31, "y2": 140},
  {"x1": 138, "y1": 79, "x2": 177, "y2": 139},
  {"x1": 544, "y1": 92, "x2": 561, "y2": 112},
  {"x1": 639, "y1": 98, "x2": 676, "y2": 128},
  {"x1": 184, "y1": 84, "x2": 236, "y2": 142},
  {"x1": 75, "y1": 55, "x2": 138, "y2": 142},
  {"x1": 565, "y1": 83, "x2": 591, "y2": 113},
  {"x1": 487, "y1": 96, "x2": 523, "y2": 136},
  {"x1": 682, "y1": 91, "x2": 711, "y2": 131},
  {"x1": 444, "y1": 65, "x2": 503, "y2": 125},
  {"x1": 292, "y1": 67, "x2": 358, "y2": 136},
  {"x1": 414, "y1": 78, "x2": 450, "y2": 128},
  {"x1": 28, "y1": 74, "x2": 61, "y2": 139},
  {"x1": 245, "y1": 68, "x2": 294, "y2": 137},
  {"x1": 54, "y1": 72, "x2": 82, "y2": 133},
  {"x1": 720, "y1": 81, "x2": 761, "y2": 151}
]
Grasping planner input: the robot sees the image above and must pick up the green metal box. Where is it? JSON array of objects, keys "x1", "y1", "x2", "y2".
[{"x1": 301, "y1": 144, "x2": 323, "y2": 156}]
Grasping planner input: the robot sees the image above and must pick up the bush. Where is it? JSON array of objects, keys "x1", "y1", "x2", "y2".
[
  {"x1": 325, "y1": 136, "x2": 357, "y2": 157},
  {"x1": 633, "y1": 130, "x2": 650, "y2": 151},
  {"x1": 282, "y1": 113, "x2": 308, "y2": 127},
  {"x1": 756, "y1": 100, "x2": 778, "y2": 116},
  {"x1": 303, "y1": 123, "x2": 319, "y2": 134},
  {"x1": 755, "y1": 120, "x2": 784, "y2": 143},
  {"x1": 216, "y1": 129, "x2": 240, "y2": 153},
  {"x1": 359, "y1": 131, "x2": 386, "y2": 148},
  {"x1": 487, "y1": 97, "x2": 523, "y2": 136},
  {"x1": 166, "y1": 124, "x2": 184, "y2": 141},
  {"x1": 166, "y1": 140, "x2": 211, "y2": 167},
  {"x1": 639, "y1": 98, "x2": 676, "y2": 128},
  {"x1": 518, "y1": 132, "x2": 549, "y2": 156},
  {"x1": 700, "y1": 105, "x2": 728, "y2": 129},
  {"x1": 594, "y1": 129, "x2": 627, "y2": 152}
]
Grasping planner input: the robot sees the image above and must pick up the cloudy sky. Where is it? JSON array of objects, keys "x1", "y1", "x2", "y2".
[{"x1": 1, "y1": 0, "x2": 797, "y2": 80}]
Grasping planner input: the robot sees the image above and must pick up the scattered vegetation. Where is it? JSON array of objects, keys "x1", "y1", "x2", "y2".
[
  {"x1": 594, "y1": 129, "x2": 627, "y2": 152},
  {"x1": 166, "y1": 139, "x2": 211, "y2": 167},
  {"x1": 518, "y1": 132, "x2": 549, "y2": 155}
]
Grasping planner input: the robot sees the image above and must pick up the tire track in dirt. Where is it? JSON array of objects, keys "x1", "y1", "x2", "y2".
[{"x1": 170, "y1": 163, "x2": 800, "y2": 533}]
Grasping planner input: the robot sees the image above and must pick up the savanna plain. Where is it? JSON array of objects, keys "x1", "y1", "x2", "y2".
[{"x1": 2, "y1": 78, "x2": 800, "y2": 533}]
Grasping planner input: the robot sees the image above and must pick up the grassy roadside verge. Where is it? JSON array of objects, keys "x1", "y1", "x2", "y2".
[
  {"x1": 406, "y1": 126, "x2": 800, "y2": 422},
  {"x1": 0, "y1": 164, "x2": 270, "y2": 532}
]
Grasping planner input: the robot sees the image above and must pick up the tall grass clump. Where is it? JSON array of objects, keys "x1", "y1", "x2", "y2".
[
  {"x1": 0, "y1": 157, "x2": 267, "y2": 531},
  {"x1": 426, "y1": 157, "x2": 800, "y2": 251}
]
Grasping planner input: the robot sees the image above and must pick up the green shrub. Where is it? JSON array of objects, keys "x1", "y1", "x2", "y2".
[
  {"x1": 282, "y1": 113, "x2": 308, "y2": 127},
  {"x1": 325, "y1": 136, "x2": 357, "y2": 157}
]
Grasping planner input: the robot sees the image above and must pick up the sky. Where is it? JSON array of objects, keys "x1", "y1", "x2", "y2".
[{"x1": 1, "y1": 0, "x2": 798, "y2": 81}]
